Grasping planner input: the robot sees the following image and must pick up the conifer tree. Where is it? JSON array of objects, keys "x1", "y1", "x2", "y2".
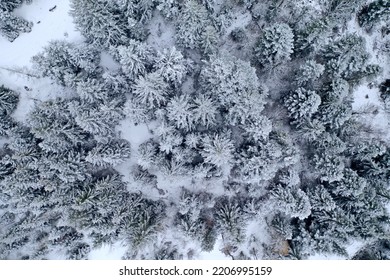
[
  {"x1": 70, "y1": 0, "x2": 129, "y2": 48},
  {"x1": 86, "y1": 139, "x2": 131, "y2": 167},
  {"x1": 200, "y1": 133, "x2": 234, "y2": 167},
  {"x1": 255, "y1": 23, "x2": 294, "y2": 68},
  {"x1": 284, "y1": 88, "x2": 321, "y2": 122},
  {"x1": 132, "y1": 72, "x2": 170, "y2": 108},
  {"x1": 154, "y1": 47, "x2": 190, "y2": 86},
  {"x1": 0, "y1": 85, "x2": 19, "y2": 116},
  {"x1": 0, "y1": 8, "x2": 32, "y2": 41},
  {"x1": 32, "y1": 40, "x2": 100, "y2": 87}
]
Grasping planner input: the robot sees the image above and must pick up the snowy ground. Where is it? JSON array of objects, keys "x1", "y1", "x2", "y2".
[
  {"x1": 0, "y1": 0, "x2": 82, "y2": 121},
  {"x1": 0, "y1": 0, "x2": 83, "y2": 68}
]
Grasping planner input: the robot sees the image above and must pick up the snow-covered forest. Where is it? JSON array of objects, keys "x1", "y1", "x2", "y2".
[{"x1": 1, "y1": 0, "x2": 390, "y2": 260}]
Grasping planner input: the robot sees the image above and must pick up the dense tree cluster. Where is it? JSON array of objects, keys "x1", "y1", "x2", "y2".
[{"x1": 1, "y1": 0, "x2": 390, "y2": 260}]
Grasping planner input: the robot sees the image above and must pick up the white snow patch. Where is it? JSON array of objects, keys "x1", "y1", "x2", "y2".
[
  {"x1": 0, "y1": 0, "x2": 83, "y2": 68},
  {"x1": 0, "y1": 137, "x2": 9, "y2": 147},
  {"x1": 352, "y1": 84, "x2": 390, "y2": 141},
  {"x1": 118, "y1": 119, "x2": 152, "y2": 151},
  {"x1": 88, "y1": 242, "x2": 127, "y2": 260},
  {"x1": 146, "y1": 12, "x2": 176, "y2": 50},
  {"x1": 100, "y1": 52, "x2": 120, "y2": 71}
]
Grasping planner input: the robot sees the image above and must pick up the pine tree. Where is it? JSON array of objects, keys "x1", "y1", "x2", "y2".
[
  {"x1": 137, "y1": 140, "x2": 158, "y2": 169},
  {"x1": 214, "y1": 197, "x2": 246, "y2": 245},
  {"x1": 200, "y1": 25, "x2": 219, "y2": 55},
  {"x1": 271, "y1": 185, "x2": 311, "y2": 220},
  {"x1": 120, "y1": 196, "x2": 166, "y2": 249},
  {"x1": 306, "y1": 184, "x2": 336, "y2": 212},
  {"x1": 0, "y1": 0, "x2": 24, "y2": 11},
  {"x1": 132, "y1": 71, "x2": 170, "y2": 108},
  {"x1": 86, "y1": 139, "x2": 131, "y2": 167},
  {"x1": 312, "y1": 153, "x2": 345, "y2": 183},
  {"x1": 294, "y1": 60, "x2": 325, "y2": 88},
  {"x1": 154, "y1": 47, "x2": 190, "y2": 86},
  {"x1": 28, "y1": 98, "x2": 88, "y2": 153},
  {"x1": 255, "y1": 23, "x2": 294, "y2": 68},
  {"x1": 155, "y1": 0, "x2": 179, "y2": 19},
  {"x1": 235, "y1": 140, "x2": 284, "y2": 183},
  {"x1": 175, "y1": 0, "x2": 210, "y2": 50},
  {"x1": 200, "y1": 55, "x2": 266, "y2": 109},
  {"x1": 112, "y1": 40, "x2": 155, "y2": 80},
  {"x1": 320, "y1": 34, "x2": 380, "y2": 82},
  {"x1": 166, "y1": 94, "x2": 195, "y2": 131},
  {"x1": 284, "y1": 88, "x2": 321, "y2": 122},
  {"x1": 115, "y1": 0, "x2": 155, "y2": 24},
  {"x1": 326, "y1": 0, "x2": 366, "y2": 24},
  {"x1": 70, "y1": 99, "x2": 124, "y2": 141},
  {"x1": 70, "y1": 0, "x2": 129, "y2": 48},
  {"x1": 200, "y1": 133, "x2": 234, "y2": 167},
  {"x1": 242, "y1": 116, "x2": 273, "y2": 141},
  {"x1": 75, "y1": 77, "x2": 111, "y2": 103},
  {"x1": 32, "y1": 40, "x2": 100, "y2": 87},
  {"x1": 192, "y1": 94, "x2": 218, "y2": 128},
  {"x1": 0, "y1": 9, "x2": 32, "y2": 42},
  {"x1": 352, "y1": 239, "x2": 390, "y2": 260},
  {"x1": 0, "y1": 85, "x2": 19, "y2": 116}
]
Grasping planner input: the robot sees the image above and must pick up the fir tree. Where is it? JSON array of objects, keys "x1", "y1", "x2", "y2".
[
  {"x1": 166, "y1": 94, "x2": 195, "y2": 131},
  {"x1": 200, "y1": 133, "x2": 234, "y2": 167},
  {"x1": 254, "y1": 23, "x2": 294, "y2": 68},
  {"x1": 284, "y1": 88, "x2": 321, "y2": 122},
  {"x1": 154, "y1": 47, "x2": 190, "y2": 86},
  {"x1": 70, "y1": 0, "x2": 129, "y2": 48},
  {"x1": 0, "y1": 8, "x2": 32, "y2": 42},
  {"x1": 0, "y1": 85, "x2": 19, "y2": 116},
  {"x1": 132, "y1": 71, "x2": 170, "y2": 108},
  {"x1": 32, "y1": 40, "x2": 100, "y2": 87},
  {"x1": 86, "y1": 139, "x2": 131, "y2": 167}
]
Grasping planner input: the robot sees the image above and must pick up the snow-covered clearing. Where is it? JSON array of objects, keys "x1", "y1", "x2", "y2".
[
  {"x1": 1, "y1": 0, "x2": 82, "y2": 121},
  {"x1": 1, "y1": 1, "x2": 83, "y2": 68}
]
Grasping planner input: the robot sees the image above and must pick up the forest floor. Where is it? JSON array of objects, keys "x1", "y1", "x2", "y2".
[{"x1": 1, "y1": 0, "x2": 389, "y2": 260}]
